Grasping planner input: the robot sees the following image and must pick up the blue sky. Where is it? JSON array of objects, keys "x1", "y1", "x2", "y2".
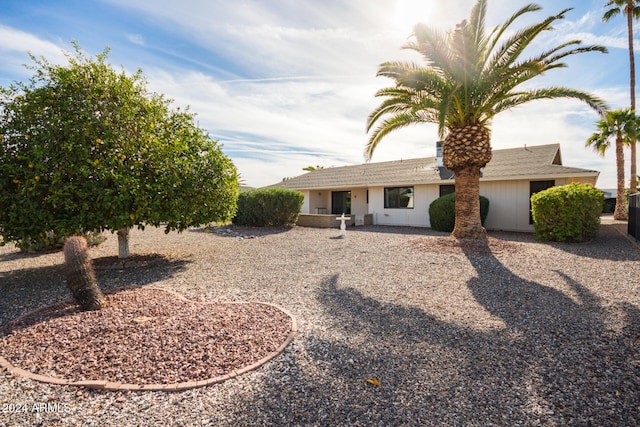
[{"x1": 0, "y1": 0, "x2": 635, "y2": 188}]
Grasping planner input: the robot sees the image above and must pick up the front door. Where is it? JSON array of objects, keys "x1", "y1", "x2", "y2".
[{"x1": 332, "y1": 191, "x2": 351, "y2": 215}]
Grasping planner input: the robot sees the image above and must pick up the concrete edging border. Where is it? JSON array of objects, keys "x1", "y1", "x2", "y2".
[{"x1": 0, "y1": 288, "x2": 298, "y2": 392}]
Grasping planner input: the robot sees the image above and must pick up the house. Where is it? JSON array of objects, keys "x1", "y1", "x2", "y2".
[{"x1": 270, "y1": 143, "x2": 599, "y2": 233}]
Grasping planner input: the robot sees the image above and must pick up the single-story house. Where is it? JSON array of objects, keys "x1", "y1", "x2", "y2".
[{"x1": 270, "y1": 143, "x2": 599, "y2": 233}]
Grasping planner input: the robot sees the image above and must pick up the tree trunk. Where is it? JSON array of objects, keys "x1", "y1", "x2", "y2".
[
  {"x1": 627, "y1": 1, "x2": 638, "y2": 195},
  {"x1": 452, "y1": 165, "x2": 487, "y2": 239},
  {"x1": 443, "y1": 124, "x2": 491, "y2": 240},
  {"x1": 117, "y1": 227, "x2": 131, "y2": 259},
  {"x1": 615, "y1": 136, "x2": 629, "y2": 221}
]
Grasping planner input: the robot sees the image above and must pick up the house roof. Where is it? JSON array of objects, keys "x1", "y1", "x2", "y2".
[{"x1": 270, "y1": 143, "x2": 599, "y2": 190}]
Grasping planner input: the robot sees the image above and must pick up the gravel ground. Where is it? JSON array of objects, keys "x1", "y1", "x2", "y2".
[
  {"x1": 0, "y1": 221, "x2": 639, "y2": 426},
  {"x1": 1, "y1": 287, "x2": 294, "y2": 386}
]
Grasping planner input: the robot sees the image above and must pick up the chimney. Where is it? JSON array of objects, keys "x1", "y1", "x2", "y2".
[{"x1": 436, "y1": 141, "x2": 443, "y2": 167}]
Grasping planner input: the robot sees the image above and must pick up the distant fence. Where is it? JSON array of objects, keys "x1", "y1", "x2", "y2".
[{"x1": 630, "y1": 193, "x2": 640, "y2": 241}]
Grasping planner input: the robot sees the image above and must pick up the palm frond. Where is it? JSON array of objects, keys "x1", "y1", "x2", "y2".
[
  {"x1": 486, "y1": 8, "x2": 572, "y2": 72},
  {"x1": 366, "y1": 0, "x2": 608, "y2": 160},
  {"x1": 406, "y1": 24, "x2": 457, "y2": 76},
  {"x1": 492, "y1": 87, "x2": 608, "y2": 116},
  {"x1": 485, "y1": 3, "x2": 542, "y2": 55},
  {"x1": 365, "y1": 112, "x2": 433, "y2": 161}
]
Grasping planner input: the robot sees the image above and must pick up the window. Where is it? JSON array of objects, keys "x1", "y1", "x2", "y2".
[
  {"x1": 384, "y1": 187, "x2": 414, "y2": 208},
  {"x1": 331, "y1": 191, "x2": 351, "y2": 214},
  {"x1": 439, "y1": 185, "x2": 455, "y2": 197}
]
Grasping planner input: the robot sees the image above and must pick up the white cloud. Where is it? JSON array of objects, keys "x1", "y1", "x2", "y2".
[
  {"x1": 127, "y1": 33, "x2": 145, "y2": 46},
  {"x1": 0, "y1": 25, "x2": 68, "y2": 83},
  {"x1": 0, "y1": 25, "x2": 67, "y2": 59},
  {"x1": 2, "y1": 0, "x2": 631, "y2": 190}
]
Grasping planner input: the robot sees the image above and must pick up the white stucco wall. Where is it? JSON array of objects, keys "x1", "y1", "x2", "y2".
[
  {"x1": 369, "y1": 180, "x2": 560, "y2": 232},
  {"x1": 350, "y1": 188, "x2": 368, "y2": 217},
  {"x1": 305, "y1": 190, "x2": 331, "y2": 214},
  {"x1": 368, "y1": 185, "x2": 437, "y2": 227},
  {"x1": 480, "y1": 180, "x2": 533, "y2": 232},
  {"x1": 298, "y1": 177, "x2": 594, "y2": 232},
  {"x1": 481, "y1": 177, "x2": 592, "y2": 232}
]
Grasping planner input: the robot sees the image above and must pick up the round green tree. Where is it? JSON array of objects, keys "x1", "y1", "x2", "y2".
[{"x1": 0, "y1": 43, "x2": 239, "y2": 257}]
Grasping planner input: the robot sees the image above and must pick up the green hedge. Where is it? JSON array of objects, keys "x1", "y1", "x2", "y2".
[
  {"x1": 429, "y1": 192, "x2": 489, "y2": 232},
  {"x1": 531, "y1": 183, "x2": 603, "y2": 243},
  {"x1": 233, "y1": 187, "x2": 304, "y2": 226}
]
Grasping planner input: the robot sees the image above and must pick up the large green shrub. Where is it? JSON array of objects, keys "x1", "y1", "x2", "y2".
[
  {"x1": 0, "y1": 44, "x2": 239, "y2": 257},
  {"x1": 233, "y1": 188, "x2": 304, "y2": 226},
  {"x1": 429, "y1": 193, "x2": 489, "y2": 232},
  {"x1": 531, "y1": 183, "x2": 603, "y2": 243}
]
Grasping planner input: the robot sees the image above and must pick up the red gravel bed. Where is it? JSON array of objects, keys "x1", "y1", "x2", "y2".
[{"x1": 0, "y1": 288, "x2": 294, "y2": 385}]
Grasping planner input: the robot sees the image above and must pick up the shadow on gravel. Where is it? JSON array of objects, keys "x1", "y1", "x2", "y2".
[
  {"x1": 228, "y1": 254, "x2": 640, "y2": 425},
  {"x1": 463, "y1": 239, "x2": 640, "y2": 425},
  {"x1": 189, "y1": 225, "x2": 294, "y2": 238},
  {"x1": 0, "y1": 250, "x2": 57, "y2": 262},
  {"x1": 544, "y1": 223, "x2": 640, "y2": 262},
  {"x1": 0, "y1": 256, "x2": 189, "y2": 327},
  {"x1": 349, "y1": 225, "x2": 445, "y2": 236}
]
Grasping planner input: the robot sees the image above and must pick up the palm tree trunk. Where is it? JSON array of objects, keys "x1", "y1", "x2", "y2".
[
  {"x1": 627, "y1": 1, "x2": 637, "y2": 194},
  {"x1": 452, "y1": 165, "x2": 487, "y2": 239},
  {"x1": 615, "y1": 136, "x2": 629, "y2": 220}
]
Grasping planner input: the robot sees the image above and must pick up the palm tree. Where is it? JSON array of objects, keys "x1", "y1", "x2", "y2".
[
  {"x1": 586, "y1": 108, "x2": 638, "y2": 220},
  {"x1": 603, "y1": 0, "x2": 640, "y2": 195},
  {"x1": 366, "y1": 0, "x2": 608, "y2": 239}
]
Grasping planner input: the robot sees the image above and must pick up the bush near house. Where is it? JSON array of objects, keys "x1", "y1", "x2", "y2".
[
  {"x1": 233, "y1": 188, "x2": 304, "y2": 226},
  {"x1": 429, "y1": 193, "x2": 489, "y2": 232},
  {"x1": 531, "y1": 183, "x2": 603, "y2": 243}
]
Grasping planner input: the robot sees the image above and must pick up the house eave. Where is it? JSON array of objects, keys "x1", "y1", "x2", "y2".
[
  {"x1": 479, "y1": 171, "x2": 600, "y2": 183},
  {"x1": 275, "y1": 171, "x2": 599, "y2": 191}
]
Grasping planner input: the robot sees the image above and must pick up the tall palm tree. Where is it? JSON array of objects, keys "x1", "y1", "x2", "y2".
[
  {"x1": 586, "y1": 108, "x2": 638, "y2": 220},
  {"x1": 366, "y1": 0, "x2": 608, "y2": 239},
  {"x1": 603, "y1": 0, "x2": 640, "y2": 195}
]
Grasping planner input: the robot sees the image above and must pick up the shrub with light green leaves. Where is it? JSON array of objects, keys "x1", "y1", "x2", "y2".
[
  {"x1": 233, "y1": 188, "x2": 304, "y2": 226},
  {"x1": 0, "y1": 43, "x2": 239, "y2": 257},
  {"x1": 429, "y1": 192, "x2": 489, "y2": 232},
  {"x1": 531, "y1": 183, "x2": 603, "y2": 243}
]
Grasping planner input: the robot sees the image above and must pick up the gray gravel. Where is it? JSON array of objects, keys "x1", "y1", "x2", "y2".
[{"x1": 1, "y1": 221, "x2": 639, "y2": 426}]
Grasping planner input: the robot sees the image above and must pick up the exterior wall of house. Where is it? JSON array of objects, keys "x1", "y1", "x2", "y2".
[
  {"x1": 480, "y1": 180, "x2": 533, "y2": 232},
  {"x1": 368, "y1": 178, "x2": 584, "y2": 232},
  {"x1": 368, "y1": 185, "x2": 438, "y2": 227},
  {"x1": 300, "y1": 190, "x2": 311, "y2": 213},
  {"x1": 296, "y1": 176, "x2": 596, "y2": 232},
  {"x1": 479, "y1": 178, "x2": 589, "y2": 232},
  {"x1": 351, "y1": 188, "x2": 368, "y2": 217},
  {"x1": 305, "y1": 190, "x2": 330, "y2": 214},
  {"x1": 303, "y1": 188, "x2": 369, "y2": 216}
]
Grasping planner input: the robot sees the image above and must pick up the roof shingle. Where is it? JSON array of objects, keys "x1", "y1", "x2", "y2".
[{"x1": 270, "y1": 144, "x2": 598, "y2": 190}]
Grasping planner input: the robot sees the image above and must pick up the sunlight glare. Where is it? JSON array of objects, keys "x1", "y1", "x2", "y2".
[{"x1": 392, "y1": 0, "x2": 432, "y2": 35}]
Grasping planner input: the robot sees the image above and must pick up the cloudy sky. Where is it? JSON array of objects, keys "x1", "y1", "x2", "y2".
[{"x1": 0, "y1": 0, "x2": 635, "y2": 189}]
